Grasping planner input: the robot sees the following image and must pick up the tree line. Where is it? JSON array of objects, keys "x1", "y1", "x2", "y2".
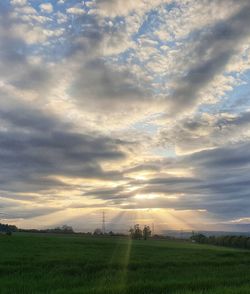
[
  {"x1": 129, "y1": 224, "x2": 152, "y2": 240},
  {"x1": 191, "y1": 233, "x2": 250, "y2": 249},
  {"x1": 0, "y1": 223, "x2": 18, "y2": 234},
  {"x1": 0, "y1": 223, "x2": 74, "y2": 235},
  {"x1": 1, "y1": 222, "x2": 152, "y2": 239}
]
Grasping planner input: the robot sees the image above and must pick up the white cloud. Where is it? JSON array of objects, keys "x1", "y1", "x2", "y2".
[
  {"x1": 56, "y1": 12, "x2": 68, "y2": 24},
  {"x1": 93, "y1": 0, "x2": 168, "y2": 18},
  {"x1": 10, "y1": 0, "x2": 27, "y2": 6},
  {"x1": 39, "y1": 3, "x2": 53, "y2": 14},
  {"x1": 12, "y1": 24, "x2": 64, "y2": 44},
  {"x1": 66, "y1": 7, "x2": 85, "y2": 15}
]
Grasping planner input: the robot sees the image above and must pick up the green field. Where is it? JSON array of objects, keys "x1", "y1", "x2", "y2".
[{"x1": 0, "y1": 233, "x2": 250, "y2": 294}]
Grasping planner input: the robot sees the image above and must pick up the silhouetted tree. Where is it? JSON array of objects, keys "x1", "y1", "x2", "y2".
[
  {"x1": 0, "y1": 223, "x2": 18, "y2": 233},
  {"x1": 129, "y1": 224, "x2": 142, "y2": 240},
  {"x1": 190, "y1": 233, "x2": 207, "y2": 243},
  {"x1": 61, "y1": 225, "x2": 74, "y2": 233},
  {"x1": 50, "y1": 225, "x2": 74, "y2": 234},
  {"x1": 143, "y1": 225, "x2": 151, "y2": 240},
  {"x1": 93, "y1": 228, "x2": 102, "y2": 235}
]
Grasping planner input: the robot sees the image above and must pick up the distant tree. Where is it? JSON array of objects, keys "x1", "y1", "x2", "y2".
[
  {"x1": 61, "y1": 225, "x2": 74, "y2": 233},
  {"x1": 190, "y1": 234, "x2": 250, "y2": 250},
  {"x1": 129, "y1": 224, "x2": 142, "y2": 240},
  {"x1": 129, "y1": 227, "x2": 134, "y2": 238},
  {"x1": 93, "y1": 228, "x2": 102, "y2": 235},
  {"x1": 51, "y1": 225, "x2": 74, "y2": 234},
  {"x1": 208, "y1": 236, "x2": 215, "y2": 244},
  {"x1": 143, "y1": 225, "x2": 151, "y2": 240},
  {"x1": 0, "y1": 223, "x2": 18, "y2": 233},
  {"x1": 129, "y1": 227, "x2": 134, "y2": 236},
  {"x1": 190, "y1": 233, "x2": 207, "y2": 243},
  {"x1": 44, "y1": 225, "x2": 74, "y2": 234}
]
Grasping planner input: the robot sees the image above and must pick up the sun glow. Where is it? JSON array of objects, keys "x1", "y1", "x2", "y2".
[{"x1": 134, "y1": 193, "x2": 158, "y2": 200}]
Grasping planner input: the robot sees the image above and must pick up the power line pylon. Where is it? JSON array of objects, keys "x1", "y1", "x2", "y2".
[{"x1": 102, "y1": 211, "x2": 106, "y2": 234}]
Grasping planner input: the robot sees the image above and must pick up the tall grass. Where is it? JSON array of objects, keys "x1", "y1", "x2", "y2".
[{"x1": 0, "y1": 233, "x2": 249, "y2": 293}]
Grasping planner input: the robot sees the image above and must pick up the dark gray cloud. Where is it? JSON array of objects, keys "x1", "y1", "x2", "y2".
[
  {"x1": 0, "y1": 2, "x2": 153, "y2": 117},
  {"x1": 69, "y1": 59, "x2": 150, "y2": 111},
  {"x1": 0, "y1": 98, "x2": 69, "y2": 132},
  {"x1": 154, "y1": 142, "x2": 250, "y2": 218},
  {"x1": 216, "y1": 111, "x2": 250, "y2": 128},
  {"x1": 83, "y1": 186, "x2": 135, "y2": 201},
  {"x1": 159, "y1": 109, "x2": 250, "y2": 154},
  {"x1": 0, "y1": 100, "x2": 126, "y2": 193},
  {"x1": 0, "y1": 3, "x2": 54, "y2": 95},
  {"x1": 2, "y1": 206, "x2": 63, "y2": 220},
  {"x1": 54, "y1": 6, "x2": 153, "y2": 113},
  {"x1": 169, "y1": 1, "x2": 250, "y2": 112},
  {"x1": 83, "y1": 141, "x2": 250, "y2": 221}
]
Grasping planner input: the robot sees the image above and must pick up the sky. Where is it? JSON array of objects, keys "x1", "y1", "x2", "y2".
[{"x1": 0, "y1": 0, "x2": 250, "y2": 233}]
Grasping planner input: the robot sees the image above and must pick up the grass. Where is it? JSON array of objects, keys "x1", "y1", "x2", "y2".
[{"x1": 0, "y1": 233, "x2": 250, "y2": 293}]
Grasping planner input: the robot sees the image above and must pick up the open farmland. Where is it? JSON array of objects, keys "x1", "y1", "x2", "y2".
[{"x1": 0, "y1": 234, "x2": 250, "y2": 293}]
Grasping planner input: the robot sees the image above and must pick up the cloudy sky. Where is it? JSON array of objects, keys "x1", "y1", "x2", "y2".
[{"x1": 0, "y1": 0, "x2": 250, "y2": 232}]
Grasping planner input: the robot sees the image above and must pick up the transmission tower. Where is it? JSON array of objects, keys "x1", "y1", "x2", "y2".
[{"x1": 102, "y1": 211, "x2": 106, "y2": 234}]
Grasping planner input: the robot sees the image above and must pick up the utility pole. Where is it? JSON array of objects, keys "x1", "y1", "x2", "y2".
[
  {"x1": 102, "y1": 211, "x2": 106, "y2": 234},
  {"x1": 152, "y1": 223, "x2": 155, "y2": 236}
]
